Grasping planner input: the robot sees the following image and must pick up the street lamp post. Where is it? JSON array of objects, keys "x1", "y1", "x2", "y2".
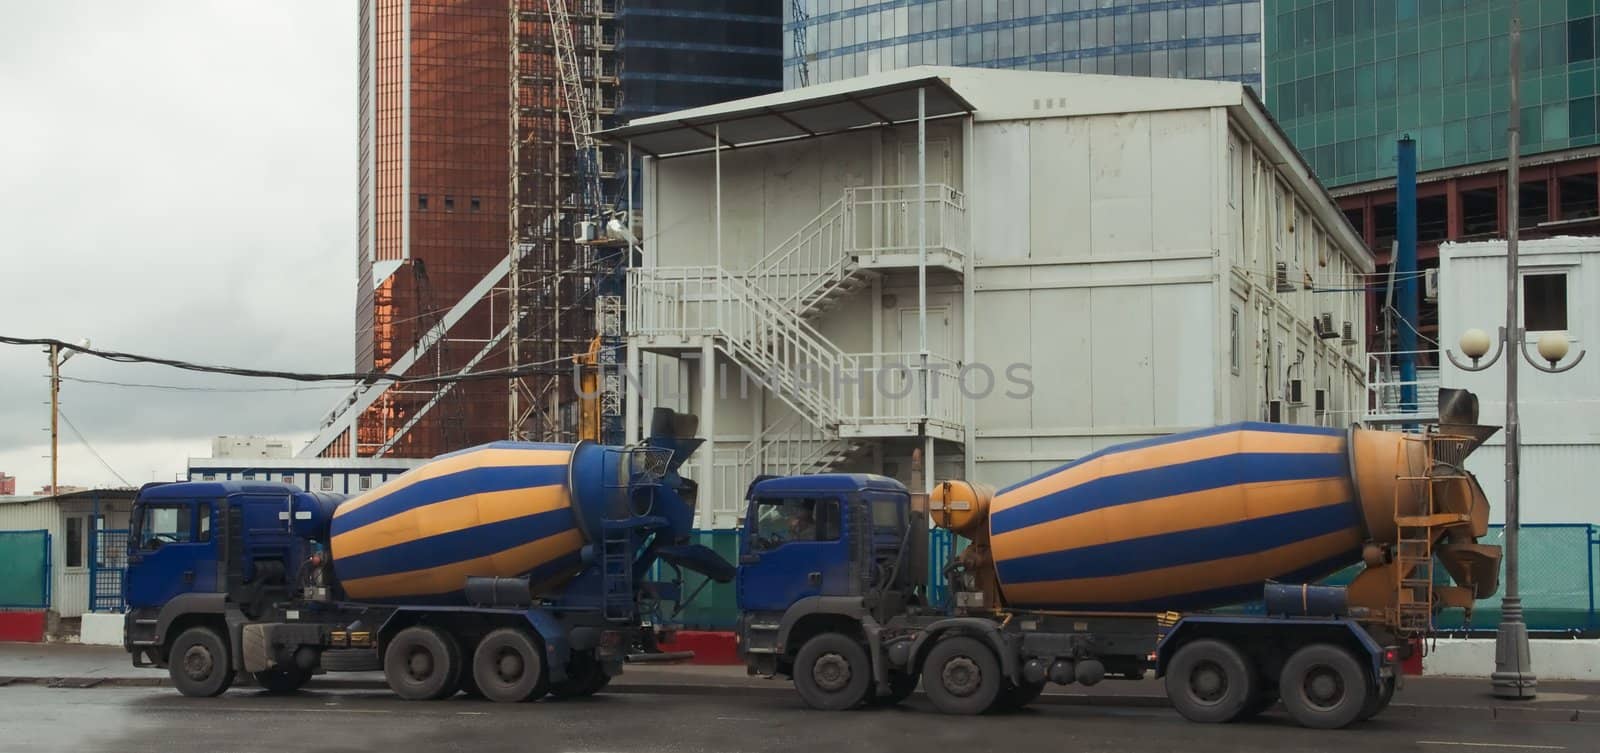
[{"x1": 1448, "y1": 321, "x2": 1585, "y2": 702}]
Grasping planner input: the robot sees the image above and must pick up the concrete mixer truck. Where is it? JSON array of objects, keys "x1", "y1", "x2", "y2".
[
  {"x1": 122, "y1": 409, "x2": 735, "y2": 702},
  {"x1": 735, "y1": 392, "x2": 1502, "y2": 729}
]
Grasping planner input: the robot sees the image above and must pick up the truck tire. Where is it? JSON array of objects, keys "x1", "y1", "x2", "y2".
[
  {"x1": 169, "y1": 626, "x2": 234, "y2": 698},
  {"x1": 1279, "y1": 643, "x2": 1371, "y2": 729},
  {"x1": 253, "y1": 667, "x2": 310, "y2": 694},
  {"x1": 922, "y1": 636, "x2": 1003, "y2": 715},
  {"x1": 471, "y1": 628, "x2": 547, "y2": 703},
  {"x1": 1165, "y1": 639, "x2": 1257, "y2": 723},
  {"x1": 793, "y1": 633, "x2": 873, "y2": 711},
  {"x1": 385, "y1": 626, "x2": 463, "y2": 701},
  {"x1": 321, "y1": 649, "x2": 381, "y2": 673},
  {"x1": 550, "y1": 652, "x2": 610, "y2": 699},
  {"x1": 1357, "y1": 675, "x2": 1396, "y2": 722}
]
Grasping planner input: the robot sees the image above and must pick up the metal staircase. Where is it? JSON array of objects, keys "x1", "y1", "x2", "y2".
[{"x1": 630, "y1": 183, "x2": 967, "y2": 521}]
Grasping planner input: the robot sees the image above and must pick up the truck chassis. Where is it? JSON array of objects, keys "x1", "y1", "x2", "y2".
[{"x1": 741, "y1": 604, "x2": 1399, "y2": 728}]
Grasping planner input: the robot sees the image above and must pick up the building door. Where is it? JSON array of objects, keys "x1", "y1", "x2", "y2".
[{"x1": 887, "y1": 139, "x2": 951, "y2": 251}]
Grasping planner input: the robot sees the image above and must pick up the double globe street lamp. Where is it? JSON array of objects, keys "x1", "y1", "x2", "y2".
[{"x1": 1447, "y1": 326, "x2": 1584, "y2": 699}]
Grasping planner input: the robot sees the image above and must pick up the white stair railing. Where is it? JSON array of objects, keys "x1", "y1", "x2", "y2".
[
  {"x1": 745, "y1": 196, "x2": 848, "y2": 308},
  {"x1": 629, "y1": 266, "x2": 854, "y2": 431}
]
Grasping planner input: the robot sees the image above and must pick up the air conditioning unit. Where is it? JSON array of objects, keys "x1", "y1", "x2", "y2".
[
  {"x1": 1318, "y1": 313, "x2": 1338, "y2": 339},
  {"x1": 1341, "y1": 320, "x2": 1356, "y2": 345},
  {"x1": 1423, "y1": 268, "x2": 1440, "y2": 302},
  {"x1": 577, "y1": 220, "x2": 599, "y2": 243},
  {"x1": 1268, "y1": 399, "x2": 1284, "y2": 423},
  {"x1": 1315, "y1": 388, "x2": 1328, "y2": 414},
  {"x1": 1288, "y1": 379, "x2": 1305, "y2": 406},
  {"x1": 1275, "y1": 262, "x2": 1296, "y2": 292}
]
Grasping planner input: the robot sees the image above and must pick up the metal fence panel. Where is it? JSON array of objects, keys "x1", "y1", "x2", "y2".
[
  {"x1": 0, "y1": 530, "x2": 51, "y2": 608},
  {"x1": 89, "y1": 528, "x2": 129, "y2": 613}
]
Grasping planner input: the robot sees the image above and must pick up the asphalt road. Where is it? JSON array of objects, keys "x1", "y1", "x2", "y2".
[{"x1": 0, "y1": 685, "x2": 1588, "y2": 753}]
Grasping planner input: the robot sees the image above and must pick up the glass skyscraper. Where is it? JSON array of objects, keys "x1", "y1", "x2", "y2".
[
  {"x1": 1266, "y1": 0, "x2": 1600, "y2": 187},
  {"x1": 783, "y1": 0, "x2": 1264, "y2": 90}
]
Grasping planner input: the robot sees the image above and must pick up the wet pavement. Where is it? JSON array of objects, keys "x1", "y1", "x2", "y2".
[{"x1": 1, "y1": 683, "x2": 1594, "y2": 753}]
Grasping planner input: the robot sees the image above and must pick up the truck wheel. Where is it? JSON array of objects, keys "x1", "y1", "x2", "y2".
[
  {"x1": 169, "y1": 626, "x2": 234, "y2": 697},
  {"x1": 471, "y1": 628, "x2": 547, "y2": 703},
  {"x1": 793, "y1": 633, "x2": 873, "y2": 710},
  {"x1": 867, "y1": 672, "x2": 918, "y2": 707},
  {"x1": 1357, "y1": 675, "x2": 1396, "y2": 722},
  {"x1": 253, "y1": 667, "x2": 310, "y2": 694},
  {"x1": 1279, "y1": 643, "x2": 1371, "y2": 729},
  {"x1": 550, "y1": 652, "x2": 610, "y2": 699},
  {"x1": 922, "y1": 636, "x2": 1003, "y2": 715},
  {"x1": 385, "y1": 626, "x2": 463, "y2": 701},
  {"x1": 1165, "y1": 639, "x2": 1257, "y2": 723}
]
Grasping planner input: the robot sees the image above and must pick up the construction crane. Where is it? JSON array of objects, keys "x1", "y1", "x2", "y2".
[
  {"x1": 791, "y1": 0, "x2": 810, "y2": 87},
  {"x1": 547, "y1": 0, "x2": 602, "y2": 220}
]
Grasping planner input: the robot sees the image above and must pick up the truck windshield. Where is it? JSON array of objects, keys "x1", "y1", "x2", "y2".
[{"x1": 751, "y1": 497, "x2": 838, "y2": 551}]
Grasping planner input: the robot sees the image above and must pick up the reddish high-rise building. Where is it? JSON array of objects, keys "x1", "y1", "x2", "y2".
[
  {"x1": 345, "y1": 0, "x2": 515, "y2": 458},
  {"x1": 0, "y1": 473, "x2": 16, "y2": 496},
  {"x1": 306, "y1": 1, "x2": 778, "y2": 459}
]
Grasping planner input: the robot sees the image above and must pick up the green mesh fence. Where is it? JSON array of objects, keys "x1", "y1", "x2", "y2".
[
  {"x1": 0, "y1": 530, "x2": 50, "y2": 608},
  {"x1": 655, "y1": 525, "x2": 1600, "y2": 633},
  {"x1": 651, "y1": 531, "x2": 741, "y2": 629}
]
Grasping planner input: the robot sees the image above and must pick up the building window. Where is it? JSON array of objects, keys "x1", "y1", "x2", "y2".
[
  {"x1": 417, "y1": 194, "x2": 428, "y2": 210},
  {"x1": 470, "y1": 197, "x2": 481, "y2": 212},
  {"x1": 1230, "y1": 306, "x2": 1241, "y2": 375},
  {"x1": 242, "y1": 472, "x2": 255, "y2": 481},
  {"x1": 1523, "y1": 272, "x2": 1568, "y2": 331},
  {"x1": 358, "y1": 475, "x2": 373, "y2": 491},
  {"x1": 320, "y1": 475, "x2": 333, "y2": 491},
  {"x1": 202, "y1": 473, "x2": 215, "y2": 481},
  {"x1": 65, "y1": 516, "x2": 84, "y2": 568},
  {"x1": 444, "y1": 196, "x2": 455, "y2": 211}
]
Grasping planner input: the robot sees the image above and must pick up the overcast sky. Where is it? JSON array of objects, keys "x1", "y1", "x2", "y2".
[{"x1": 0, "y1": 3, "x2": 356, "y2": 491}]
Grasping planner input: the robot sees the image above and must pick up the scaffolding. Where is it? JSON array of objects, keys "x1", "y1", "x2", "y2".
[
  {"x1": 304, "y1": 0, "x2": 622, "y2": 459},
  {"x1": 507, "y1": 0, "x2": 621, "y2": 444}
]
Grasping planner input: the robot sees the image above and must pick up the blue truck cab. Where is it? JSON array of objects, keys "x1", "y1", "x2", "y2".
[{"x1": 124, "y1": 481, "x2": 338, "y2": 622}]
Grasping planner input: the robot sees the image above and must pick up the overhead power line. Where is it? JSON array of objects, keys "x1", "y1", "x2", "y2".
[
  {"x1": 0, "y1": 335, "x2": 617, "y2": 385},
  {"x1": 56, "y1": 408, "x2": 132, "y2": 487}
]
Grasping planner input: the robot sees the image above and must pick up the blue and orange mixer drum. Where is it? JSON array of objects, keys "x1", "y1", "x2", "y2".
[
  {"x1": 328, "y1": 442, "x2": 587, "y2": 603},
  {"x1": 933, "y1": 422, "x2": 1494, "y2": 612}
]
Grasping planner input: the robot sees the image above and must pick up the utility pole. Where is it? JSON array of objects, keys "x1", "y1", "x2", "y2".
[{"x1": 48, "y1": 343, "x2": 60, "y2": 496}]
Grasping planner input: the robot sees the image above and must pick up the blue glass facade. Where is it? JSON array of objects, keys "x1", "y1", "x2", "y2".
[
  {"x1": 783, "y1": 0, "x2": 1263, "y2": 90},
  {"x1": 619, "y1": 0, "x2": 784, "y2": 119}
]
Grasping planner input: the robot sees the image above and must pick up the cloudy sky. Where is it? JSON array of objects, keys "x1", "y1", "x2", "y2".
[{"x1": 0, "y1": 3, "x2": 356, "y2": 491}]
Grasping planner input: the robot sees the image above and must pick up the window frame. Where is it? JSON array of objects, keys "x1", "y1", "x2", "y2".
[
  {"x1": 1521, "y1": 269, "x2": 1570, "y2": 333},
  {"x1": 64, "y1": 515, "x2": 85, "y2": 570},
  {"x1": 749, "y1": 496, "x2": 843, "y2": 552}
]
